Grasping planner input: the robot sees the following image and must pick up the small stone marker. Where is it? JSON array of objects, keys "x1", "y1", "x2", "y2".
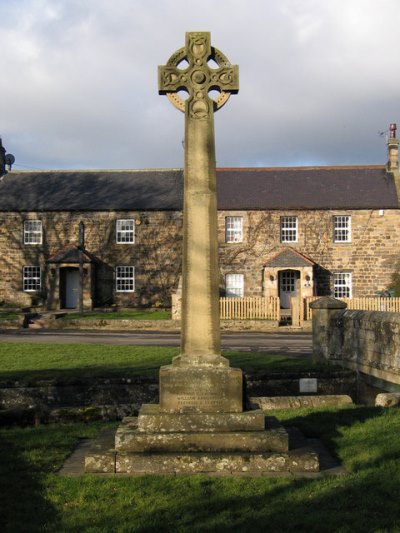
[{"x1": 299, "y1": 378, "x2": 318, "y2": 394}]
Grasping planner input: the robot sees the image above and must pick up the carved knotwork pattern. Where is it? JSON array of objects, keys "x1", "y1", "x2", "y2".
[{"x1": 159, "y1": 32, "x2": 239, "y2": 119}]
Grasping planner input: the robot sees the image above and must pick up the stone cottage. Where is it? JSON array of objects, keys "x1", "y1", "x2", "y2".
[{"x1": 0, "y1": 128, "x2": 399, "y2": 311}]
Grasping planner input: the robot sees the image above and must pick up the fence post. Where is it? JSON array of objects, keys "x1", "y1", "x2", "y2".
[{"x1": 309, "y1": 297, "x2": 347, "y2": 362}]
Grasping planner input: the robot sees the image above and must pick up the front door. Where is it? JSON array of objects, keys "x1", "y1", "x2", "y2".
[
  {"x1": 279, "y1": 270, "x2": 299, "y2": 308},
  {"x1": 64, "y1": 268, "x2": 80, "y2": 309}
]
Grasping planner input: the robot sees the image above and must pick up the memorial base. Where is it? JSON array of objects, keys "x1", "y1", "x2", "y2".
[
  {"x1": 85, "y1": 409, "x2": 320, "y2": 475},
  {"x1": 85, "y1": 360, "x2": 319, "y2": 475}
]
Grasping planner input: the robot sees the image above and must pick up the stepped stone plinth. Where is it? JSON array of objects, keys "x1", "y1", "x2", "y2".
[
  {"x1": 85, "y1": 413, "x2": 319, "y2": 475},
  {"x1": 137, "y1": 404, "x2": 266, "y2": 432}
]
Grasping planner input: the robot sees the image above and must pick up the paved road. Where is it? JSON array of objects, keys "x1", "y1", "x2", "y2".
[{"x1": 0, "y1": 330, "x2": 312, "y2": 357}]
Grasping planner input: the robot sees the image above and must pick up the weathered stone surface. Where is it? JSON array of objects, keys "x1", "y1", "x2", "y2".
[
  {"x1": 375, "y1": 392, "x2": 400, "y2": 407},
  {"x1": 159, "y1": 32, "x2": 238, "y2": 360},
  {"x1": 84, "y1": 424, "x2": 319, "y2": 476},
  {"x1": 312, "y1": 305, "x2": 400, "y2": 385},
  {"x1": 0, "y1": 371, "x2": 357, "y2": 416},
  {"x1": 84, "y1": 451, "x2": 116, "y2": 474},
  {"x1": 114, "y1": 450, "x2": 319, "y2": 475},
  {"x1": 159, "y1": 364, "x2": 242, "y2": 413},
  {"x1": 115, "y1": 425, "x2": 288, "y2": 453},
  {"x1": 250, "y1": 395, "x2": 353, "y2": 410},
  {"x1": 137, "y1": 404, "x2": 265, "y2": 432}
]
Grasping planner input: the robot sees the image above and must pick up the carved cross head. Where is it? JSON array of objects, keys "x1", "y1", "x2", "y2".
[{"x1": 159, "y1": 32, "x2": 239, "y2": 120}]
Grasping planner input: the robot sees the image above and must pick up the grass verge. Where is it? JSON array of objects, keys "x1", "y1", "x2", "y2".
[
  {"x1": 0, "y1": 312, "x2": 19, "y2": 320},
  {"x1": 1, "y1": 406, "x2": 400, "y2": 532},
  {"x1": 0, "y1": 343, "x2": 332, "y2": 381},
  {"x1": 59, "y1": 309, "x2": 171, "y2": 320}
]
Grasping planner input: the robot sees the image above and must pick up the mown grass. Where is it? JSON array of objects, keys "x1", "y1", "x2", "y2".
[
  {"x1": 60, "y1": 309, "x2": 171, "y2": 320},
  {"x1": 0, "y1": 343, "x2": 329, "y2": 381},
  {"x1": 0, "y1": 312, "x2": 19, "y2": 320},
  {"x1": 1, "y1": 406, "x2": 400, "y2": 532}
]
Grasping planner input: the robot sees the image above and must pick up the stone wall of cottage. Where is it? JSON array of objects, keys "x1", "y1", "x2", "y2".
[
  {"x1": 0, "y1": 207, "x2": 399, "y2": 308},
  {"x1": 0, "y1": 210, "x2": 183, "y2": 308},
  {"x1": 217, "y1": 209, "x2": 400, "y2": 298}
]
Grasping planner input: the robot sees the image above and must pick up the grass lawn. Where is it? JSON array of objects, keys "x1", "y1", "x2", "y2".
[
  {"x1": 1, "y1": 406, "x2": 400, "y2": 532},
  {"x1": 0, "y1": 342, "x2": 332, "y2": 381},
  {"x1": 60, "y1": 309, "x2": 172, "y2": 320},
  {"x1": 0, "y1": 312, "x2": 19, "y2": 320}
]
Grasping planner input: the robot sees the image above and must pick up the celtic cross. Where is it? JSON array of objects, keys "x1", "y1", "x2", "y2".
[
  {"x1": 159, "y1": 32, "x2": 239, "y2": 364},
  {"x1": 159, "y1": 32, "x2": 238, "y2": 119}
]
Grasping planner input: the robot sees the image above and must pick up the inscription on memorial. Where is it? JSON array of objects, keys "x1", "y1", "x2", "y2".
[{"x1": 160, "y1": 366, "x2": 242, "y2": 413}]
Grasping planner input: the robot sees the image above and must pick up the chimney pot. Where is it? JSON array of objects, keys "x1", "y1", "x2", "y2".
[{"x1": 387, "y1": 123, "x2": 399, "y2": 174}]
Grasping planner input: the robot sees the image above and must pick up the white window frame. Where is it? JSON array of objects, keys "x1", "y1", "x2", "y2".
[
  {"x1": 23, "y1": 266, "x2": 41, "y2": 292},
  {"x1": 116, "y1": 219, "x2": 135, "y2": 244},
  {"x1": 225, "y1": 274, "x2": 244, "y2": 297},
  {"x1": 225, "y1": 216, "x2": 243, "y2": 243},
  {"x1": 24, "y1": 220, "x2": 43, "y2": 245},
  {"x1": 280, "y1": 216, "x2": 298, "y2": 243},
  {"x1": 333, "y1": 215, "x2": 351, "y2": 243},
  {"x1": 333, "y1": 272, "x2": 352, "y2": 298},
  {"x1": 116, "y1": 266, "x2": 135, "y2": 292}
]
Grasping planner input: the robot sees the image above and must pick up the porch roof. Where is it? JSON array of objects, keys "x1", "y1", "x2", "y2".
[
  {"x1": 47, "y1": 245, "x2": 96, "y2": 264},
  {"x1": 264, "y1": 248, "x2": 315, "y2": 268}
]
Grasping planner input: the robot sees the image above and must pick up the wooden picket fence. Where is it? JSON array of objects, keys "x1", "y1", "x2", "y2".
[
  {"x1": 220, "y1": 296, "x2": 280, "y2": 320},
  {"x1": 304, "y1": 296, "x2": 400, "y2": 321}
]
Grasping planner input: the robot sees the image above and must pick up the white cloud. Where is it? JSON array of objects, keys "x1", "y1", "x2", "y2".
[{"x1": 0, "y1": 0, "x2": 399, "y2": 169}]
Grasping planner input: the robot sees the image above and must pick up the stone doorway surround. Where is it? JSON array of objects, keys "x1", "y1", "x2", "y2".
[
  {"x1": 263, "y1": 248, "x2": 315, "y2": 304},
  {"x1": 46, "y1": 245, "x2": 95, "y2": 311}
]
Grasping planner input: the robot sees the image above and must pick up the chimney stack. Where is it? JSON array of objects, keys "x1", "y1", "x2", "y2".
[{"x1": 387, "y1": 123, "x2": 399, "y2": 174}]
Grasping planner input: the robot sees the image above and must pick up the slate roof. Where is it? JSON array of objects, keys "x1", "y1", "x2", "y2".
[
  {"x1": 216, "y1": 166, "x2": 398, "y2": 210},
  {"x1": 0, "y1": 166, "x2": 397, "y2": 211},
  {"x1": 264, "y1": 248, "x2": 315, "y2": 268}
]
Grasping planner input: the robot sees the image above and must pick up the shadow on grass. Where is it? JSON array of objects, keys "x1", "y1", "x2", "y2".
[
  {"x1": 0, "y1": 365, "x2": 162, "y2": 382},
  {"x1": 2, "y1": 408, "x2": 400, "y2": 531},
  {"x1": 0, "y1": 433, "x2": 58, "y2": 533},
  {"x1": 58, "y1": 466, "x2": 400, "y2": 532},
  {"x1": 87, "y1": 405, "x2": 399, "y2": 531},
  {"x1": 0, "y1": 354, "x2": 336, "y2": 384}
]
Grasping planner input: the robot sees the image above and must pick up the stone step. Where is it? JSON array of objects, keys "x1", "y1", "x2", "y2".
[
  {"x1": 84, "y1": 427, "x2": 321, "y2": 476},
  {"x1": 28, "y1": 321, "x2": 46, "y2": 329},
  {"x1": 115, "y1": 426, "x2": 289, "y2": 453},
  {"x1": 136, "y1": 404, "x2": 266, "y2": 433},
  {"x1": 85, "y1": 448, "x2": 319, "y2": 475},
  {"x1": 116, "y1": 449, "x2": 319, "y2": 475}
]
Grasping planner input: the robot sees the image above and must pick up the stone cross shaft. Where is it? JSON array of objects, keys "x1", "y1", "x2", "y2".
[{"x1": 159, "y1": 32, "x2": 238, "y2": 364}]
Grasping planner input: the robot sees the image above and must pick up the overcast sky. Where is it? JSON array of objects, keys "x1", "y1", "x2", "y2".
[{"x1": 1, "y1": 0, "x2": 399, "y2": 171}]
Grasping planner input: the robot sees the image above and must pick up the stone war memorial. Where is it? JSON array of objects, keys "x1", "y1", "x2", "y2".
[{"x1": 85, "y1": 32, "x2": 319, "y2": 475}]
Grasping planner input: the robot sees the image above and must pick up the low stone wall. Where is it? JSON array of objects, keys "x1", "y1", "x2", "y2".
[
  {"x1": 0, "y1": 319, "x2": 20, "y2": 329},
  {"x1": 52, "y1": 319, "x2": 180, "y2": 331},
  {"x1": 311, "y1": 297, "x2": 400, "y2": 386},
  {"x1": 47, "y1": 318, "x2": 283, "y2": 331},
  {"x1": 0, "y1": 369, "x2": 356, "y2": 424},
  {"x1": 250, "y1": 395, "x2": 353, "y2": 410},
  {"x1": 1, "y1": 316, "x2": 313, "y2": 332}
]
